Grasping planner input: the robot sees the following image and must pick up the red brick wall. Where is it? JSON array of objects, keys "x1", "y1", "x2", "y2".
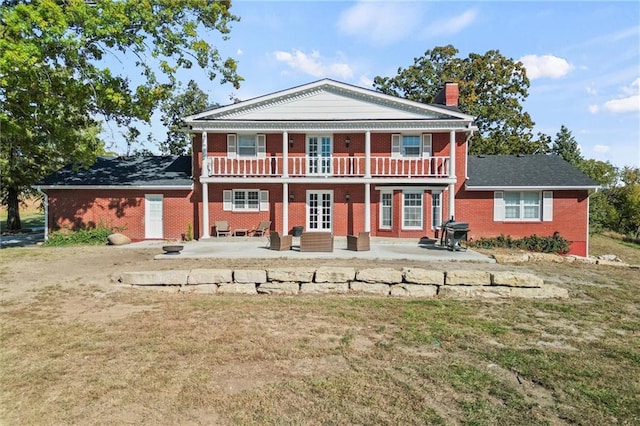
[
  {"x1": 46, "y1": 189, "x2": 193, "y2": 241},
  {"x1": 456, "y1": 189, "x2": 590, "y2": 256},
  {"x1": 191, "y1": 131, "x2": 590, "y2": 256},
  {"x1": 192, "y1": 131, "x2": 465, "y2": 239}
]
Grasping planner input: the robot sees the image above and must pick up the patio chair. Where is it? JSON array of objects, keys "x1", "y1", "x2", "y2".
[
  {"x1": 250, "y1": 220, "x2": 271, "y2": 237},
  {"x1": 347, "y1": 231, "x2": 370, "y2": 251},
  {"x1": 214, "y1": 221, "x2": 231, "y2": 237},
  {"x1": 269, "y1": 231, "x2": 292, "y2": 251}
]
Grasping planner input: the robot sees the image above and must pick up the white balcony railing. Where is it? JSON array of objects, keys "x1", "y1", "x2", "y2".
[{"x1": 206, "y1": 156, "x2": 450, "y2": 178}]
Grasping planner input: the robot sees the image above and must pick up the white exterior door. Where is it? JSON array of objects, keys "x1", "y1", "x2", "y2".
[
  {"x1": 145, "y1": 194, "x2": 164, "y2": 239},
  {"x1": 307, "y1": 190, "x2": 333, "y2": 232},
  {"x1": 307, "y1": 136, "x2": 332, "y2": 175}
]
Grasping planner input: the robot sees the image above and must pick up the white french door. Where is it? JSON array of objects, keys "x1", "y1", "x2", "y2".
[
  {"x1": 307, "y1": 136, "x2": 332, "y2": 175},
  {"x1": 306, "y1": 190, "x2": 333, "y2": 232},
  {"x1": 145, "y1": 194, "x2": 164, "y2": 239}
]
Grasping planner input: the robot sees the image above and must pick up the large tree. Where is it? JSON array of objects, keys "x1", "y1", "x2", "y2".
[
  {"x1": 551, "y1": 125, "x2": 582, "y2": 167},
  {"x1": 373, "y1": 45, "x2": 547, "y2": 155},
  {"x1": 159, "y1": 80, "x2": 210, "y2": 156},
  {"x1": 0, "y1": 0, "x2": 241, "y2": 230},
  {"x1": 608, "y1": 167, "x2": 640, "y2": 237}
]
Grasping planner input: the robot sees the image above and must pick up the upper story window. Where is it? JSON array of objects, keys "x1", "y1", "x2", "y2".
[
  {"x1": 227, "y1": 134, "x2": 266, "y2": 158},
  {"x1": 392, "y1": 134, "x2": 432, "y2": 158}
]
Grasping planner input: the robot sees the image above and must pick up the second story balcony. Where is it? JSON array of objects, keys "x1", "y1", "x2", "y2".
[{"x1": 205, "y1": 155, "x2": 450, "y2": 179}]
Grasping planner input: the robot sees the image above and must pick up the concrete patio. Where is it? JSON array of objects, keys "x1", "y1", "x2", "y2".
[{"x1": 138, "y1": 235, "x2": 495, "y2": 263}]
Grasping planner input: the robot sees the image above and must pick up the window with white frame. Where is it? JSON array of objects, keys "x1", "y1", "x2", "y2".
[
  {"x1": 402, "y1": 191, "x2": 423, "y2": 228},
  {"x1": 494, "y1": 191, "x2": 553, "y2": 222},
  {"x1": 234, "y1": 190, "x2": 259, "y2": 210},
  {"x1": 226, "y1": 134, "x2": 266, "y2": 158},
  {"x1": 392, "y1": 134, "x2": 432, "y2": 158},
  {"x1": 223, "y1": 189, "x2": 269, "y2": 212},
  {"x1": 380, "y1": 191, "x2": 393, "y2": 229},
  {"x1": 431, "y1": 192, "x2": 442, "y2": 229}
]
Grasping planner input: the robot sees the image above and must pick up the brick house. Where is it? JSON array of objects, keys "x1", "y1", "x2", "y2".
[
  {"x1": 36, "y1": 156, "x2": 194, "y2": 241},
  {"x1": 36, "y1": 79, "x2": 598, "y2": 256}
]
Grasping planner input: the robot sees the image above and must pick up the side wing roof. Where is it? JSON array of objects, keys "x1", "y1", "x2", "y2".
[
  {"x1": 35, "y1": 156, "x2": 193, "y2": 189},
  {"x1": 466, "y1": 155, "x2": 599, "y2": 190}
]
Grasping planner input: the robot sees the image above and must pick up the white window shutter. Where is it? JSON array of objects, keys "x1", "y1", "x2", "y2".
[
  {"x1": 391, "y1": 134, "x2": 401, "y2": 158},
  {"x1": 226, "y1": 134, "x2": 237, "y2": 159},
  {"x1": 543, "y1": 191, "x2": 553, "y2": 221},
  {"x1": 257, "y1": 134, "x2": 266, "y2": 158},
  {"x1": 422, "y1": 134, "x2": 432, "y2": 158},
  {"x1": 223, "y1": 190, "x2": 232, "y2": 211},
  {"x1": 259, "y1": 190, "x2": 269, "y2": 211},
  {"x1": 494, "y1": 191, "x2": 504, "y2": 221}
]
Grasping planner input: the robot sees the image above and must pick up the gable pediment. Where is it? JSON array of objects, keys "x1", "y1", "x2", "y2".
[{"x1": 187, "y1": 79, "x2": 472, "y2": 123}]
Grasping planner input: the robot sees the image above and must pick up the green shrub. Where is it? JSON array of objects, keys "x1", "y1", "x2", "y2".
[
  {"x1": 44, "y1": 223, "x2": 116, "y2": 247},
  {"x1": 470, "y1": 232, "x2": 570, "y2": 254}
]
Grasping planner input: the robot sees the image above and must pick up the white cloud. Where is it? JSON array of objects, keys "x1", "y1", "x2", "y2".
[
  {"x1": 602, "y1": 78, "x2": 640, "y2": 113},
  {"x1": 594, "y1": 145, "x2": 610, "y2": 154},
  {"x1": 237, "y1": 49, "x2": 243, "y2": 56},
  {"x1": 586, "y1": 85, "x2": 597, "y2": 96},
  {"x1": 588, "y1": 104, "x2": 599, "y2": 114},
  {"x1": 359, "y1": 75, "x2": 374, "y2": 88},
  {"x1": 518, "y1": 54, "x2": 574, "y2": 79},
  {"x1": 424, "y1": 9, "x2": 479, "y2": 36},
  {"x1": 337, "y1": 1, "x2": 423, "y2": 45},
  {"x1": 273, "y1": 49, "x2": 354, "y2": 79},
  {"x1": 603, "y1": 95, "x2": 640, "y2": 113}
]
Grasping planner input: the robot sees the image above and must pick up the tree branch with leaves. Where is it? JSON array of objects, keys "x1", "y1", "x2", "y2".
[{"x1": 0, "y1": 0, "x2": 242, "y2": 230}]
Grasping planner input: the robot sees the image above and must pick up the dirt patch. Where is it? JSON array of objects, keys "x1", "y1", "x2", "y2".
[
  {"x1": 212, "y1": 355, "x2": 351, "y2": 395},
  {"x1": 1, "y1": 239, "x2": 638, "y2": 425}
]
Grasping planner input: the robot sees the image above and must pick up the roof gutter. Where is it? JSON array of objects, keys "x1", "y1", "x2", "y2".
[
  {"x1": 465, "y1": 185, "x2": 601, "y2": 191},
  {"x1": 33, "y1": 184, "x2": 194, "y2": 191}
]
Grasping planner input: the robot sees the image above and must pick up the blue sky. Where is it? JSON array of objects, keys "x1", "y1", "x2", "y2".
[{"x1": 105, "y1": 1, "x2": 640, "y2": 169}]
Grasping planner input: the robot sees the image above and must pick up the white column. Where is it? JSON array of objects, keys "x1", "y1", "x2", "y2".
[
  {"x1": 364, "y1": 132, "x2": 372, "y2": 231},
  {"x1": 282, "y1": 182, "x2": 289, "y2": 234},
  {"x1": 365, "y1": 131, "x2": 371, "y2": 178},
  {"x1": 448, "y1": 183, "x2": 455, "y2": 221},
  {"x1": 282, "y1": 131, "x2": 289, "y2": 178},
  {"x1": 364, "y1": 183, "x2": 371, "y2": 232},
  {"x1": 449, "y1": 130, "x2": 456, "y2": 178},
  {"x1": 201, "y1": 131, "x2": 210, "y2": 238}
]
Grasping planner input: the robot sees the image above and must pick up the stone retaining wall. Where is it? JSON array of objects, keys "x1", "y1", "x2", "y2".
[
  {"x1": 117, "y1": 267, "x2": 568, "y2": 299},
  {"x1": 492, "y1": 252, "x2": 638, "y2": 269}
]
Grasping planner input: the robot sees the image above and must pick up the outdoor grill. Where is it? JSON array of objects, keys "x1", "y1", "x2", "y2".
[{"x1": 440, "y1": 220, "x2": 470, "y2": 251}]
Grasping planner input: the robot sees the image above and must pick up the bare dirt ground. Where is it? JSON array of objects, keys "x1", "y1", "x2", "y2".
[
  {"x1": 1, "y1": 243, "x2": 537, "y2": 304},
  {"x1": 1, "y1": 239, "x2": 639, "y2": 425}
]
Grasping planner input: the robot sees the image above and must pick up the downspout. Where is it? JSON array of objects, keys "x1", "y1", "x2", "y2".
[{"x1": 35, "y1": 186, "x2": 48, "y2": 241}]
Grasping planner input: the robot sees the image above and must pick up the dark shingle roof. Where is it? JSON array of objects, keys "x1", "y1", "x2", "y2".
[
  {"x1": 466, "y1": 155, "x2": 598, "y2": 189},
  {"x1": 36, "y1": 155, "x2": 192, "y2": 187}
]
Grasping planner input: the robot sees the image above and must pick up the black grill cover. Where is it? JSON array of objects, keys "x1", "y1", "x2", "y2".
[{"x1": 444, "y1": 221, "x2": 469, "y2": 231}]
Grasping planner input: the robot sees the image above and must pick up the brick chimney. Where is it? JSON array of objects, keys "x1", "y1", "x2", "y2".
[{"x1": 434, "y1": 82, "x2": 459, "y2": 107}]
